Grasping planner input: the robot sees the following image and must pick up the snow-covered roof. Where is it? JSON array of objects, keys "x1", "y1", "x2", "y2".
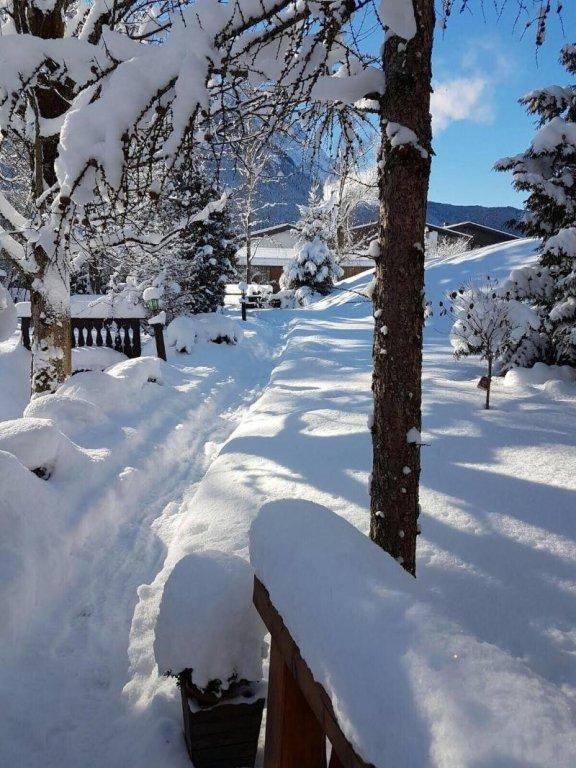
[
  {"x1": 443, "y1": 221, "x2": 520, "y2": 239},
  {"x1": 250, "y1": 222, "x2": 296, "y2": 237},
  {"x1": 236, "y1": 245, "x2": 373, "y2": 268}
]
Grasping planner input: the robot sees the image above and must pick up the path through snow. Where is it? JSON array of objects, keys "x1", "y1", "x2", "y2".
[{"x1": 0, "y1": 311, "x2": 286, "y2": 768}]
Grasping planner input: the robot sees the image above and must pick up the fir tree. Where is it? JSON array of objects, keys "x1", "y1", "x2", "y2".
[
  {"x1": 496, "y1": 44, "x2": 576, "y2": 366},
  {"x1": 159, "y1": 165, "x2": 237, "y2": 319},
  {"x1": 280, "y1": 186, "x2": 343, "y2": 299}
]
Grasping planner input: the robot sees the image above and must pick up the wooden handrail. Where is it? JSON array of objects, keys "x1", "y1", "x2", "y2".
[
  {"x1": 253, "y1": 577, "x2": 374, "y2": 768},
  {"x1": 19, "y1": 316, "x2": 166, "y2": 361}
]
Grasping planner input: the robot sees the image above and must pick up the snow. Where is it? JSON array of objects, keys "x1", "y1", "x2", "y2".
[
  {"x1": 379, "y1": 0, "x2": 417, "y2": 40},
  {"x1": 1, "y1": 237, "x2": 575, "y2": 767},
  {"x1": 0, "y1": 417, "x2": 64, "y2": 472},
  {"x1": 143, "y1": 286, "x2": 161, "y2": 302},
  {"x1": 386, "y1": 121, "x2": 428, "y2": 158},
  {"x1": 531, "y1": 115, "x2": 576, "y2": 154},
  {"x1": 0, "y1": 283, "x2": 17, "y2": 342},
  {"x1": 154, "y1": 550, "x2": 265, "y2": 687},
  {"x1": 166, "y1": 314, "x2": 242, "y2": 352},
  {"x1": 504, "y1": 362, "x2": 576, "y2": 400}
]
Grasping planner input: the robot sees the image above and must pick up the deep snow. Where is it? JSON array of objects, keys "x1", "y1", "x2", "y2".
[{"x1": 1, "y1": 238, "x2": 575, "y2": 767}]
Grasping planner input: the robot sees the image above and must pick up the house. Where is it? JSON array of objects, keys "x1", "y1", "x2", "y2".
[
  {"x1": 235, "y1": 224, "x2": 373, "y2": 288},
  {"x1": 235, "y1": 218, "x2": 514, "y2": 290},
  {"x1": 441, "y1": 221, "x2": 520, "y2": 249},
  {"x1": 348, "y1": 221, "x2": 470, "y2": 252}
]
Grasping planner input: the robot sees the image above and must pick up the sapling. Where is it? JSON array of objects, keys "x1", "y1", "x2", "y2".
[{"x1": 443, "y1": 278, "x2": 515, "y2": 409}]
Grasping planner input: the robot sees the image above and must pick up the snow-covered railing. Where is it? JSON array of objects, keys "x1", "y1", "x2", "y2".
[
  {"x1": 16, "y1": 296, "x2": 166, "y2": 361},
  {"x1": 253, "y1": 576, "x2": 371, "y2": 768}
]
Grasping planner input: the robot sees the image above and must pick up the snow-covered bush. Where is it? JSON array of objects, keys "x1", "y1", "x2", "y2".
[
  {"x1": 154, "y1": 550, "x2": 265, "y2": 692},
  {"x1": 0, "y1": 418, "x2": 64, "y2": 477},
  {"x1": 280, "y1": 187, "x2": 343, "y2": 299},
  {"x1": 496, "y1": 43, "x2": 576, "y2": 367},
  {"x1": 425, "y1": 233, "x2": 469, "y2": 263},
  {"x1": 166, "y1": 315, "x2": 242, "y2": 353},
  {"x1": 445, "y1": 279, "x2": 539, "y2": 409}
]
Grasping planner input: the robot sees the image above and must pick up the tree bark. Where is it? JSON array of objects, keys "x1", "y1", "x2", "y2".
[
  {"x1": 30, "y1": 252, "x2": 71, "y2": 395},
  {"x1": 246, "y1": 229, "x2": 252, "y2": 283},
  {"x1": 370, "y1": 0, "x2": 435, "y2": 576}
]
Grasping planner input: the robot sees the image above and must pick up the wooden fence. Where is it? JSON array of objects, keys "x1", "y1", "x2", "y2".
[{"x1": 253, "y1": 577, "x2": 373, "y2": 768}]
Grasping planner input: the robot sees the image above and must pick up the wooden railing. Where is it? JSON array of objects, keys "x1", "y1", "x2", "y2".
[
  {"x1": 20, "y1": 316, "x2": 166, "y2": 361},
  {"x1": 253, "y1": 577, "x2": 373, "y2": 768}
]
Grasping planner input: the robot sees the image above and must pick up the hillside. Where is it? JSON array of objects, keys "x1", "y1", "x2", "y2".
[{"x1": 426, "y1": 200, "x2": 523, "y2": 234}]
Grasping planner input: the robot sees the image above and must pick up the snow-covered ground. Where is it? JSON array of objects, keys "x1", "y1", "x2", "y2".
[{"x1": 1, "y1": 238, "x2": 575, "y2": 767}]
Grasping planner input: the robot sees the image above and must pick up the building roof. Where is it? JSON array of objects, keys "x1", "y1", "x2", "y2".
[
  {"x1": 443, "y1": 221, "x2": 520, "y2": 239},
  {"x1": 235, "y1": 245, "x2": 373, "y2": 268},
  {"x1": 250, "y1": 222, "x2": 296, "y2": 237}
]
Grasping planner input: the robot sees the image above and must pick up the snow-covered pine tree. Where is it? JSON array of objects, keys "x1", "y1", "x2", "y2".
[
  {"x1": 280, "y1": 186, "x2": 343, "y2": 299},
  {"x1": 496, "y1": 43, "x2": 576, "y2": 367},
  {"x1": 154, "y1": 165, "x2": 237, "y2": 319}
]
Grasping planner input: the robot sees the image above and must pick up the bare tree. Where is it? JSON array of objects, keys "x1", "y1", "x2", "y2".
[
  {"x1": 0, "y1": 0, "x2": 190, "y2": 394},
  {"x1": 228, "y1": 119, "x2": 287, "y2": 283}
]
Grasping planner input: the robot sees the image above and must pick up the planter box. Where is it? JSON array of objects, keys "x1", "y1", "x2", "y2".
[{"x1": 179, "y1": 672, "x2": 264, "y2": 768}]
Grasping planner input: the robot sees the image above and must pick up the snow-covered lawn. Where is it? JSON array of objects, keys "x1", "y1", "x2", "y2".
[{"x1": 1, "y1": 238, "x2": 575, "y2": 767}]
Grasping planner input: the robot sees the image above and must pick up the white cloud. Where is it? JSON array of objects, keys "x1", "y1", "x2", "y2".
[{"x1": 431, "y1": 76, "x2": 494, "y2": 134}]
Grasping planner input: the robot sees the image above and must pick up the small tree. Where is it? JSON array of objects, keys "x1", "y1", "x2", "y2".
[
  {"x1": 280, "y1": 186, "x2": 343, "y2": 299},
  {"x1": 160, "y1": 171, "x2": 237, "y2": 318},
  {"x1": 444, "y1": 278, "x2": 538, "y2": 409},
  {"x1": 116, "y1": 163, "x2": 237, "y2": 320},
  {"x1": 496, "y1": 43, "x2": 576, "y2": 367}
]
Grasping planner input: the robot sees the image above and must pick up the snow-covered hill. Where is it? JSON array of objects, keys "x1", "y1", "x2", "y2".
[{"x1": 1, "y1": 238, "x2": 574, "y2": 768}]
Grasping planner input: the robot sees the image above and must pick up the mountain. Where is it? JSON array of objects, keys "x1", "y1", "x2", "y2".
[
  {"x1": 223, "y1": 140, "x2": 524, "y2": 235},
  {"x1": 425, "y1": 201, "x2": 523, "y2": 235}
]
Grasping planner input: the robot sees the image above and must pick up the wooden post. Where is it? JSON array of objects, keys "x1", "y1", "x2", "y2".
[
  {"x1": 264, "y1": 642, "x2": 327, "y2": 768},
  {"x1": 153, "y1": 323, "x2": 167, "y2": 361},
  {"x1": 21, "y1": 316, "x2": 31, "y2": 350},
  {"x1": 241, "y1": 301, "x2": 247, "y2": 322}
]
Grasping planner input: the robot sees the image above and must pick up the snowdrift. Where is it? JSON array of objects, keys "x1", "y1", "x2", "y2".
[{"x1": 251, "y1": 500, "x2": 576, "y2": 768}]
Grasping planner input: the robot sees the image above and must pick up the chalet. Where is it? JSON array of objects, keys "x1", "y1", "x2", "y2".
[
  {"x1": 235, "y1": 224, "x2": 374, "y2": 287},
  {"x1": 236, "y1": 220, "x2": 472, "y2": 289},
  {"x1": 441, "y1": 221, "x2": 520, "y2": 249}
]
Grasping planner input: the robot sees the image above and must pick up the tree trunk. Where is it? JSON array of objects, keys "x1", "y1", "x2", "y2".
[
  {"x1": 370, "y1": 0, "x2": 435, "y2": 576},
  {"x1": 27, "y1": 5, "x2": 73, "y2": 396},
  {"x1": 246, "y1": 230, "x2": 252, "y2": 284},
  {"x1": 30, "y1": 251, "x2": 71, "y2": 395}
]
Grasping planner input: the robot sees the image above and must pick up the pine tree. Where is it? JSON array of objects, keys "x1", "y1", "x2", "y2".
[
  {"x1": 156, "y1": 165, "x2": 237, "y2": 319},
  {"x1": 496, "y1": 44, "x2": 576, "y2": 367},
  {"x1": 280, "y1": 186, "x2": 343, "y2": 299}
]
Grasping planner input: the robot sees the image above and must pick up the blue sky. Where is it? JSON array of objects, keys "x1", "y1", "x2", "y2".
[{"x1": 428, "y1": 3, "x2": 574, "y2": 208}]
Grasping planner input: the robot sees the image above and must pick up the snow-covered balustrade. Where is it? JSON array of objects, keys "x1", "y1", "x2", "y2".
[{"x1": 15, "y1": 295, "x2": 166, "y2": 361}]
